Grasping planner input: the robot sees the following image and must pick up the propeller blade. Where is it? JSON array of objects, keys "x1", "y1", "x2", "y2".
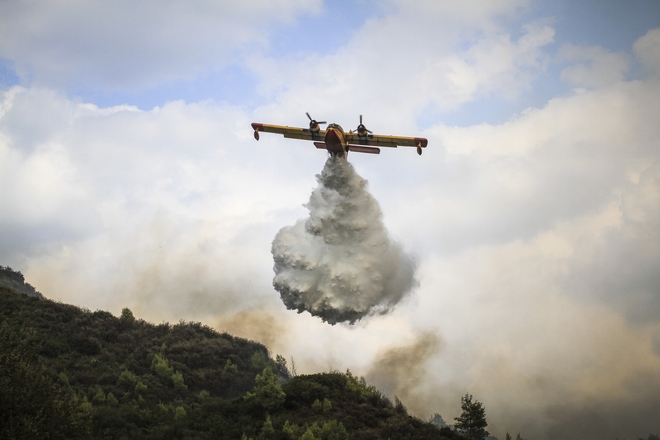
[
  {"x1": 356, "y1": 115, "x2": 370, "y2": 134},
  {"x1": 306, "y1": 112, "x2": 312, "y2": 121},
  {"x1": 317, "y1": 121, "x2": 327, "y2": 125}
]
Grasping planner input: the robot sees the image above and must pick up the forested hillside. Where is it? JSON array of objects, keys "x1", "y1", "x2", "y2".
[{"x1": 0, "y1": 270, "x2": 459, "y2": 439}]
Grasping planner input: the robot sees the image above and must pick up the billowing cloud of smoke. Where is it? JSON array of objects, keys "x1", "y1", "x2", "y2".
[
  {"x1": 271, "y1": 157, "x2": 417, "y2": 325},
  {"x1": 366, "y1": 332, "x2": 443, "y2": 416},
  {"x1": 216, "y1": 310, "x2": 289, "y2": 354}
]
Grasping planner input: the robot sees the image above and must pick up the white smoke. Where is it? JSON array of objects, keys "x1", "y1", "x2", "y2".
[{"x1": 271, "y1": 157, "x2": 417, "y2": 325}]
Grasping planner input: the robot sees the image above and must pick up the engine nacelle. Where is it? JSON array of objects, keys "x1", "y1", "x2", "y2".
[
  {"x1": 306, "y1": 112, "x2": 326, "y2": 134},
  {"x1": 355, "y1": 115, "x2": 372, "y2": 138}
]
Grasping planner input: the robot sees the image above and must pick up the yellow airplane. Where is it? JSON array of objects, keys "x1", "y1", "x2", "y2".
[{"x1": 251, "y1": 113, "x2": 428, "y2": 158}]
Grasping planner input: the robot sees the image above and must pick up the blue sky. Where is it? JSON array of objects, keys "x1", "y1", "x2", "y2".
[
  {"x1": 1, "y1": 1, "x2": 660, "y2": 439},
  {"x1": 2, "y1": 0, "x2": 658, "y2": 115}
]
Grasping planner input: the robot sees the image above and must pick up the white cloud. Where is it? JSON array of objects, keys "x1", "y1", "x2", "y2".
[
  {"x1": 383, "y1": 73, "x2": 658, "y2": 263},
  {"x1": 559, "y1": 44, "x2": 630, "y2": 88},
  {"x1": 387, "y1": 0, "x2": 529, "y2": 29},
  {"x1": 249, "y1": 0, "x2": 550, "y2": 131},
  {"x1": 0, "y1": 0, "x2": 322, "y2": 89},
  {"x1": 0, "y1": 85, "x2": 318, "y2": 317},
  {"x1": 634, "y1": 27, "x2": 660, "y2": 76},
  {"x1": 566, "y1": 161, "x2": 660, "y2": 323}
]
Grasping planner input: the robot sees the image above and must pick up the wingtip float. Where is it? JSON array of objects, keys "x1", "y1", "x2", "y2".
[{"x1": 251, "y1": 114, "x2": 428, "y2": 159}]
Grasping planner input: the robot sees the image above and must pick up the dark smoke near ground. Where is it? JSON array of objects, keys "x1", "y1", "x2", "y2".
[{"x1": 271, "y1": 157, "x2": 417, "y2": 324}]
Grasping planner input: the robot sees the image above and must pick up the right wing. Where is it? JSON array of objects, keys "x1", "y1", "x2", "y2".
[
  {"x1": 344, "y1": 132, "x2": 428, "y2": 149},
  {"x1": 251, "y1": 123, "x2": 325, "y2": 142},
  {"x1": 345, "y1": 131, "x2": 428, "y2": 155}
]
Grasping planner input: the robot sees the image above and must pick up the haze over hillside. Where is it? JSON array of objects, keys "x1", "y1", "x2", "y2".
[{"x1": 0, "y1": 269, "x2": 459, "y2": 439}]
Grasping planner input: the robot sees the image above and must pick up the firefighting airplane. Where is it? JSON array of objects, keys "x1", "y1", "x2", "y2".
[{"x1": 251, "y1": 113, "x2": 428, "y2": 159}]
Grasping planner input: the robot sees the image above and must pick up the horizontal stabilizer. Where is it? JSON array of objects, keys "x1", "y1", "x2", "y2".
[
  {"x1": 313, "y1": 142, "x2": 327, "y2": 149},
  {"x1": 348, "y1": 145, "x2": 380, "y2": 154}
]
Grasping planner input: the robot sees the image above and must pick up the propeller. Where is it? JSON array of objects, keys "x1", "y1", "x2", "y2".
[
  {"x1": 306, "y1": 112, "x2": 326, "y2": 132},
  {"x1": 355, "y1": 114, "x2": 372, "y2": 136}
]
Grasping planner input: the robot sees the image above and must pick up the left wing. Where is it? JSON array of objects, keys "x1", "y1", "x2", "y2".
[{"x1": 251, "y1": 123, "x2": 325, "y2": 142}]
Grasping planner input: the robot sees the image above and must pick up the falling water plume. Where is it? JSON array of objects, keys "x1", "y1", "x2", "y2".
[{"x1": 271, "y1": 157, "x2": 417, "y2": 324}]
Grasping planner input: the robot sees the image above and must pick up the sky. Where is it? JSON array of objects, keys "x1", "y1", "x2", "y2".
[{"x1": 1, "y1": 0, "x2": 660, "y2": 438}]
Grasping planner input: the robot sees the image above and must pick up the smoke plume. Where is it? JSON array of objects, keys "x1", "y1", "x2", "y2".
[
  {"x1": 366, "y1": 332, "x2": 442, "y2": 416},
  {"x1": 271, "y1": 157, "x2": 417, "y2": 325}
]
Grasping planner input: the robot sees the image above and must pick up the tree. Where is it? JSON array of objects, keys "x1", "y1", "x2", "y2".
[
  {"x1": 275, "y1": 354, "x2": 292, "y2": 380},
  {"x1": 106, "y1": 392, "x2": 118, "y2": 405},
  {"x1": 429, "y1": 413, "x2": 449, "y2": 428},
  {"x1": 282, "y1": 420, "x2": 297, "y2": 438},
  {"x1": 454, "y1": 393, "x2": 489, "y2": 440},
  {"x1": 174, "y1": 406, "x2": 187, "y2": 420},
  {"x1": 93, "y1": 387, "x2": 106, "y2": 403},
  {"x1": 172, "y1": 370, "x2": 187, "y2": 389},
  {"x1": 245, "y1": 367, "x2": 286, "y2": 411},
  {"x1": 151, "y1": 353, "x2": 174, "y2": 379},
  {"x1": 259, "y1": 416, "x2": 275, "y2": 439},
  {"x1": 120, "y1": 307, "x2": 135, "y2": 322},
  {"x1": 300, "y1": 427, "x2": 317, "y2": 440},
  {"x1": 119, "y1": 369, "x2": 136, "y2": 388},
  {"x1": 135, "y1": 380, "x2": 147, "y2": 394},
  {"x1": 320, "y1": 420, "x2": 348, "y2": 440}
]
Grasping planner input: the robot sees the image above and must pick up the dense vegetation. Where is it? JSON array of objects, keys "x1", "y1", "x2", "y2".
[{"x1": 0, "y1": 269, "x2": 459, "y2": 439}]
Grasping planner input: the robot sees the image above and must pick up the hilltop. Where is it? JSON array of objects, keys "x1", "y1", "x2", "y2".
[{"x1": 0, "y1": 265, "x2": 44, "y2": 298}]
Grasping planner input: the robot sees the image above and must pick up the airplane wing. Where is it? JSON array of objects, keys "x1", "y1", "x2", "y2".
[
  {"x1": 345, "y1": 132, "x2": 428, "y2": 150},
  {"x1": 251, "y1": 123, "x2": 325, "y2": 142}
]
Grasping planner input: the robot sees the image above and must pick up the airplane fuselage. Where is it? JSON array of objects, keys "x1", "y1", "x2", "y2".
[{"x1": 324, "y1": 124, "x2": 348, "y2": 158}]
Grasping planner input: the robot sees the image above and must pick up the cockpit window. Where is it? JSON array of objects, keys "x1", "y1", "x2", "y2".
[{"x1": 327, "y1": 123, "x2": 343, "y2": 131}]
